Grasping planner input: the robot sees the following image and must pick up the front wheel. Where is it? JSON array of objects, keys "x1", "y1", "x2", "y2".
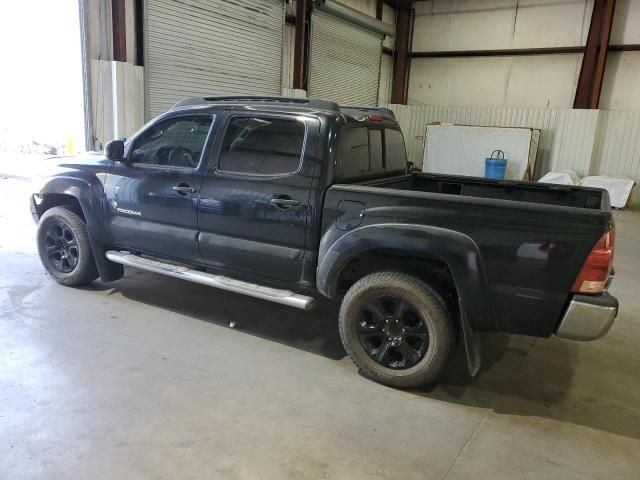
[
  {"x1": 36, "y1": 206, "x2": 98, "y2": 286},
  {"x1": 339, "y1": 272, "x2": 455, "y2": 388}
]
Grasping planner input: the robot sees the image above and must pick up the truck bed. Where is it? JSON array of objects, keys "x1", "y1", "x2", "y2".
[
  {"x1": 322, "y1": 173, "x2": 613, "y2": 338},
  {"x1": 364, "y1": 172, "x2": 609, "y2": 211}
]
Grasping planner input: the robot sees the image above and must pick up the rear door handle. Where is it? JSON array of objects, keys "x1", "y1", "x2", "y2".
[
  {"x1": 173, "y1": 184, "x2": 197, "y2": 194},
  {"x1": 270, "y1": 197, "x2": 300, "y2": 208}
]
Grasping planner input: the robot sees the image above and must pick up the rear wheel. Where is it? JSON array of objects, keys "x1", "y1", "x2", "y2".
[
  {"x1": 339, "y1": 272, "x2": 454, "y2": 388},
  {"x1": 37, "y1": 206, "x2": 98, "y2": 286}
]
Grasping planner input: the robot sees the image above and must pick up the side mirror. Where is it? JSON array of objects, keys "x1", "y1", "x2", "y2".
[{"x1": 105, "y1": 140, "x2": 125, "y2": 162}]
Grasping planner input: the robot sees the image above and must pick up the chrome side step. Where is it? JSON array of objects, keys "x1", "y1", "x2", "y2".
[{"x1": 105, "y1": 251, "x2": 316, "y2": 310}]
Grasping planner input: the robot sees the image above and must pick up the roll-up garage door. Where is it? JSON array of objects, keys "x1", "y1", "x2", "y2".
[
  {"x1": 145, "y1": 0, "x2": 284, "y2": 119},
  {"x1": 308, "y1": 9, "x2": 384, "y2": 105}
]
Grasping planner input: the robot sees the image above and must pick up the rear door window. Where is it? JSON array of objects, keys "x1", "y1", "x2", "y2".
[{"x1": 218, "y1": 116, "x2": 306, "y2": 175}]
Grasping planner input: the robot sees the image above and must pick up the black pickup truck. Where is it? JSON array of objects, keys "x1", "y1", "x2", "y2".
[{"x1": 30, "y1": 96, "x2": 618, "y2": 388}]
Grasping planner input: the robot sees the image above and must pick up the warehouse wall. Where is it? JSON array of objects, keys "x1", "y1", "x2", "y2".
[
  {"x1": 408, "y1": 0, "x2": 592, "y2": 108},
  {"x1": 600, "y1": 0, "x2": 640, "y2": 110},
  {"x1": 282, "y1": 0, "x2": 395, "y2": 104},
  {"x1": 383, "y1": 103, "x2": 599, "y2": 174},
  {"x1": 83, "y1": 0, "x2": 143, "y2": 150}
]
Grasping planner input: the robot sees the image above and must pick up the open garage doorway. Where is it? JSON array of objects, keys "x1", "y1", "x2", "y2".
[{"x1": 0, "y1": 0, "x2": 85, "y2": 180}]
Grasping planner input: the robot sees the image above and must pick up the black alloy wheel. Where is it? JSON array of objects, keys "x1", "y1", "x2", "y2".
[
  {"x1": 43, "y1": 221, "x2": 79, "y2": 273},
  {"x1": 356, "y1": 295, "x2": 429, "y2": 370}
]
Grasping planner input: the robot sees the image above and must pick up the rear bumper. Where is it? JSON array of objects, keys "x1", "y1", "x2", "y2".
[{"x1": 556, "y1": 292, "x2": 618, "y2": 341}]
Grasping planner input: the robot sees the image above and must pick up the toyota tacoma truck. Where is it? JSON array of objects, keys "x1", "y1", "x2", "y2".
[{"x1": 30, "y1": 95, "x2": 618, "y2": 388}]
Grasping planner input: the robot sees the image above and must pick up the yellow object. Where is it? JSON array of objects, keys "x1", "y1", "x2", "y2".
[{"x1": 66, "y1": 136, "x2": 75, "y2": 154}]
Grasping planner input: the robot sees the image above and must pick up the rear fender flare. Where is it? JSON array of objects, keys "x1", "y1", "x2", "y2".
[{"x1": 317, "y1": 223, "x2": 492, "y2": 376}]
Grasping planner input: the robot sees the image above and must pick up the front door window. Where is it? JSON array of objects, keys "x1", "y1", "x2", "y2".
[{"x1": 130, "y1": 116, "x2": 213, "y2": 168}]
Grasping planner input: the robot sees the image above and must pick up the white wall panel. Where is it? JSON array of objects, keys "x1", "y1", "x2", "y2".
[
  {"x1": 410, "y1": 0, "x2": 593, "y2": 110},
  {"x1": 444, "y1": 57, "x2": 511, "y2": 105},
  {"x1": 450, "y1": 1, "x2": 516, "y2": 51},
  {"x1": 413, "y1": 0, "x2": 591, "y2": 51},
  {"x1": 511, "y1": 0, "x2": 591, "y2": 48},
  {"x1": 593, "y1": 110, "x2": 640, "y2": 203},
  {"x1": 611, "y1": 0, "x2": 640, "y2": 44},
  {"x1": 337, "y1": 0, "x2": 377, "y2": 17},
  {"x1": 505, "y1": 54, "x2": 583, "y2": 107},
  {"x1": 593, "y1": 110, "x2": 640, "y2": 178},
  {"x1": 600, "y1": 52, "x2": 640, "y2": 111},
  {"x1": 411, "y1": 7, "x2": 452, "y2": 52},
  {"x1": 408, "y1": 54, "x2": 583, "y2": 108}
]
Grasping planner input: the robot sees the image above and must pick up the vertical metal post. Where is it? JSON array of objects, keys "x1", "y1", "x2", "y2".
[
  {"x1": 111, "y1": 0, "x2": 127, "y2": 62},
  {"x1": 293, "y1": 0, "x2": 308, "y2": 90},
  {"x1": 574, "y1": 0, "x2": 616, "y2": 109},
  {"x1": 134, "y1": 0, "x2": 144, "y2": 66},
  {"x1": 390, "y1": 6, "x2": 411, "y2": 104}
]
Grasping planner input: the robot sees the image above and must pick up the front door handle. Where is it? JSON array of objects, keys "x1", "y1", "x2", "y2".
[
  {"x1": 173, "y1": 183, "x2": 197, "y2": 194},
  {"x1": 270, "y1": 197, "x2": 300, "y2": 208}
]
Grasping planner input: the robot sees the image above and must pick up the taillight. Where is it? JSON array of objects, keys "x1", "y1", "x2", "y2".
[{"x1": 571, "y1": 229, "x2": 615, "y2": 294}]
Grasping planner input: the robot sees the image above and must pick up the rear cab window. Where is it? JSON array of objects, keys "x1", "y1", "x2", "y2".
[{"x1": 336, "y1": 126, "x2": 407, "y2": 180}]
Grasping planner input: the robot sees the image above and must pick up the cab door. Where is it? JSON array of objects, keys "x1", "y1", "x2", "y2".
[
  {"x1": 104, "y1": 113, "x2": 215, "y2": 262},
  {"x1": 197, "y1": 113, "x2": 319, "y2": 284}
]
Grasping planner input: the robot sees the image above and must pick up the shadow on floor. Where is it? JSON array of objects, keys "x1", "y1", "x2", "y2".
[
  {"x1": 87, "y1": 269, "x2": 345, "y2": 360},
  {"x1": 87, "y1": 268, "x2": 640, "y2": 441}
]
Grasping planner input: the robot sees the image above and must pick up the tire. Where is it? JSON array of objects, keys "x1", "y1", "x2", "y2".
[
  {"x1": 36, "y1": 206, "x2": 99, "y2": 286},
  {"x1": 339, "y1": 271, "x2": 454, "y2": 388}
]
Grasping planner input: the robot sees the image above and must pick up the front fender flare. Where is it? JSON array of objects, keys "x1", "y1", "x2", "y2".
[{"x1": 38, "y1": 175, "x2": 123, "y2": 282}]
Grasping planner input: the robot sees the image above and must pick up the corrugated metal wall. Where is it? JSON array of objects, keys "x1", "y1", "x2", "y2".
[
  {"x1": 593, "y1": 110, "x2": 640, "y2": 178},
  {"x1": 309, "y1": 9, "x2": 383, "y2": 104},
  {"x1": 382, "y1": 104, "x2": 600, "y2": 179},
  {"x1": 592, "y1": 110, "x2": 640, "y2": 203},
  {"x1": 144, "y1": 0, "x2": 285, "y2": 119}
]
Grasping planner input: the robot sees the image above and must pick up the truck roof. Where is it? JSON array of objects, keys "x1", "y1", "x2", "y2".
[{"x1": 170, "y1": 95, "x2": 397, "y2": 125}]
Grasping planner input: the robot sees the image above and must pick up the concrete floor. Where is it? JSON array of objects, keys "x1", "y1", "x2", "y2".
[{"x1": 1, "y1": 176, "x2": 639, "y2": 479}]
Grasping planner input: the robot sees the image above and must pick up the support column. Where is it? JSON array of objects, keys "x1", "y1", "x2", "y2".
[
  {"x1": 293, "y1": 0, "x2": 308, "y2": 90},
  {"x1": 574, "y1": 0, "x2": 616, "y2": 109},
  {"x1": 111, "y1": 0, "x2": 127, "y2": 62},
  {"x1": 390, "y1": 5, "x2": 411, "y2": 104}
]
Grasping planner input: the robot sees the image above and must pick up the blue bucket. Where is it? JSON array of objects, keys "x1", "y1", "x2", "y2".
[{"x1": 485, "y1": 150, "x2": 507, "y2": 179}]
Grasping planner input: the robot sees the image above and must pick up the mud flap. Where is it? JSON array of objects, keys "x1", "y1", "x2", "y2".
[
  {"x1": 459, "y1": 301, "x2": 482, "y2": 377},
  {"x1": 88, "y1": 234, "x2": 124, "y2": 282}
]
